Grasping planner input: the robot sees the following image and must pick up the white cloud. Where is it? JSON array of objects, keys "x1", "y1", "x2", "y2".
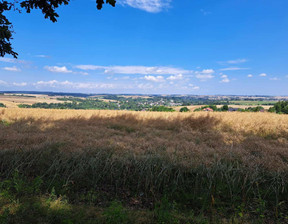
[
  {"x1": 195, "y1": 74, "x2": 214, "y2": 80},
  {"x1": 0, "y1": 58, "x2": 16, "y2": 63},
  {"x1": 78, "y1": 72, "x2": 89, "y2": 76},
  {"x1": 221, "y1": 78, "x2": 230, "y2": 83},
  {"x1": 45, "y1": 66, "x2": 73, "y2": 73},
  {"x1": 0, "y1": 80, "x2": 8, "y2": 86},
  {"x1": 200, "y1": 9, "x2": 211, "y2": 16},
  {"x1": 76, "y1": 65, "x2": 103, "y2": 70},
  {"x1": 2, "y1": 66, "x2": 21, "y2": 72},
  {"x1": 13, "y1": 82, "x2": 27, "y2": 87},
  {"x1": 188, "y1": 84, "x2": 200, "y2": 90},
  {"x1": 220, "y1": 67, "x2": 249, "y2": 71},
  {"x1": 167, "y1": 74, "x2": 183, "y2": 80},
  {"x1": 137, "y1": 83, "x2": 154, "y2": 89},
  {"x1": 259, "y1": 73, "x2": 267, "y2": 77},
  {"x1": 247, "y1": 74, "x2": 253, "y2": 78},
  {"x1": 76, "y1": 65, "x2": 191, "y2": 75},
  {"x1": 269, "y1": 77, "x2": 280, "y2": 81},
  {"x1": 35, "y1": 55, "x2": 50, "y2": 58},
  {"x1": 220, "y1": 74, "x2": 230, "y2": 83},
  {"x1": 195, "y1": 69, "x2": 215, "y2": 81},
  {"x1": 0, "y1": 58, "x2": 27, "y2": 64},
  {"x1": 33, "y1": 80, "x2": 115, "y2": 89},
  {"x1": 226, "y1": 59, "x2": 247, "y2": 64},
  {"x1": 119, "y1": 0, "x2": 171, "y2": 13},
  {"x1": 144, "y1": 75, "x2": 165, "y2": 82}
]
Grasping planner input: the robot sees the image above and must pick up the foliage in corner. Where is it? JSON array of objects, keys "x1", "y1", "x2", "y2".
[{"x1": 0, "y1": 0, "x2": 116, "y2": 58}]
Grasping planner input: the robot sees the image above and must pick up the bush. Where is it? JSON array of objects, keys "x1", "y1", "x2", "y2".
[
  {"x1": 179, "y1": 107, "x2": 190, "y2": 112},
  {"x1": 150, "y1": 106, "x2": 175, "y2": 112},
  {"x1": 221, "y1": 105, "x2": 229, "y2": 111}
]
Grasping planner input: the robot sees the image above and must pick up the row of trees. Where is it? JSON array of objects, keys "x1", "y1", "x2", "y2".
[
  {"x1": 194, "y1": 105, "x2": 229, "y2": 112},
  {"x1": 150, "y1": 106, "x2": 175, "y2": 112},
  {"x1": 194, "y1": 105, "x2": 265, "y2": 112},
  {"x1": 18, "y1": 100, "x2": 119, "y2": 110}
]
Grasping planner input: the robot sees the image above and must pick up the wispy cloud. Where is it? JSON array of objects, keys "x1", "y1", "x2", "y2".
[
  {"x1": 0, "y1": 80, "x2": 8, "y2": 86},
  {"x1": 220, "y1": 67, "x2": 249, "y2": 71},
  {"x1": 227, "y1": 59, "x2": 247, "y2": 64},
  {"x1": 76, "y1": 65, "x2": 191, "y2": 75},
  {"x1": 13, "y1": 82, "x2": 27, "y2": 87},
  {"x1": 195, "y1": 69, "x2": 215, "y2": 81},
  {"x1": 247, "y1": 74, "x2": 253, "y2": 78},
  {"x1": 0, "y1": 58, "x2": 27, "y2": 64},
  {"x1": 219, "y1": 59, "x2": 247, "y2": 65},
  {"x1": 200, "y1": 9, "x2": 211, "y2": 16},
  {"x1": 269, "y1": 77, "x2": 280, "y2": 81},
  {"x1": 119, "y1": 0, "x2": 171, "y2": 13},
  {"x1": 188, "y1": 84, "x2": 200, "y2": 90},
  {"x1": 44, "y1": 66, "x2": 73, "y2": 73},
  {"x1": 137, "y1": 83, "x2": 154, "y2": 89},
  {"x1": 35, "y1": 55, "x2": 50, "y2": 58},
  {"x1": 2, "y1": 66, "x2": 21, "y2": 72},
  {"x1": 33, "y1": 80, "x2": 115, "y2": 89},
  {"x1": 259, "y1": 73, "x2": 267, "y2": 77}
]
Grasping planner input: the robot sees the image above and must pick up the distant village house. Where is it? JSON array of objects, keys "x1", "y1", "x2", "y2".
[{"x1": 203, "y1": 108, "x2": 214, "y2": 112}]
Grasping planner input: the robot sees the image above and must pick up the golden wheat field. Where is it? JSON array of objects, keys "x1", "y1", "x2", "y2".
[{"x1": 1, "y1": 108, "x2": 288, "y2": 171}]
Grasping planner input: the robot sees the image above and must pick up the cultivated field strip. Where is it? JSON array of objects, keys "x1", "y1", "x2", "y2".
[{"x1": 1, "y1": 108, "x2": 288, "y2": 171}]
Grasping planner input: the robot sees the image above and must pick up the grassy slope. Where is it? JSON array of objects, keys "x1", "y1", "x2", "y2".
[{"x1": 1, "y1": 108, "x2": 288, "y2": 223}]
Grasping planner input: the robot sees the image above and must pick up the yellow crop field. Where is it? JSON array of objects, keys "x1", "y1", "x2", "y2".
[
  {"x1": 1, "y1": 108, "x2": 288, "y2": 222},
  {"x1": 1, "y1": 108, "x2": 288, "y2": 170}
]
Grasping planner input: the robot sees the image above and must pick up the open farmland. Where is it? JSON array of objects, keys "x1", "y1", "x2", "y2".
[
  {"x1": 0, "y1": 94, "x2": 69, "y2": 108},
  {"x1": 1, "y1": 108, "x2": 288, "y2": 223}
]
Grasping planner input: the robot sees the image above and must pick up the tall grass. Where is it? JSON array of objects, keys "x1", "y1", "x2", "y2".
[{"x1": 1, "y1": 108, "x2": 288, "y2": 221}]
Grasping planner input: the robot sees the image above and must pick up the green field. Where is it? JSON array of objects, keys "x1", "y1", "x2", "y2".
[{"x1": 229, "y1": 100, "x2": 278, "y2": 105}]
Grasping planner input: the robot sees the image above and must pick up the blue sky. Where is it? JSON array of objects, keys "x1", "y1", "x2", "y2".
[{"x1": 0, "y1": 0, "x2": 288, "y2": 95}]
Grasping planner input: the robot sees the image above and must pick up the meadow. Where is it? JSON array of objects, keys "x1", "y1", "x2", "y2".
[{"x1": 1, "y1": 108, "x2": 288, "y2": 223}]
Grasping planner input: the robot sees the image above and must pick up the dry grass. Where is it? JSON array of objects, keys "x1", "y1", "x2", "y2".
[
  {"x1": 1, "y1": 108, "x2": 288, "y2": 221},
  {"x1": 1, "y1": 108, "x2": 288, "y2": 171}
]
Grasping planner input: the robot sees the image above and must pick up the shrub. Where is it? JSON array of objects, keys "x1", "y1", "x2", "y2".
[
  {"x1": 221, "y1": 105, "x2": 229, "y2": 111},
  {"x1": 179, "y1": 107, "x2": 190, "y2": 112},
  {"x1": 150, "y1": 106, "x2": 175, "y2": 112},
  {"x1": 103, "y1": 201, "x2": 129, "y2": 224}
]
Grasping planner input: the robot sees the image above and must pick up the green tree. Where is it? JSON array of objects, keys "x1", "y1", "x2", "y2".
[
  {"x1": 0, "y1": 0, "x2": 116, "y2": 58},
  {"x1": 221, "y1": 105, "x2": 229, "y2": 111},
  {"x1": 269, "y1": 101, "x2": 288, "y2": 114},
  {"x1": 150, "y1": 106, "x2": 175, "y2": 112},
  {"x1": 179, "y1": 107, "x2": 190, "y2": 112}
]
